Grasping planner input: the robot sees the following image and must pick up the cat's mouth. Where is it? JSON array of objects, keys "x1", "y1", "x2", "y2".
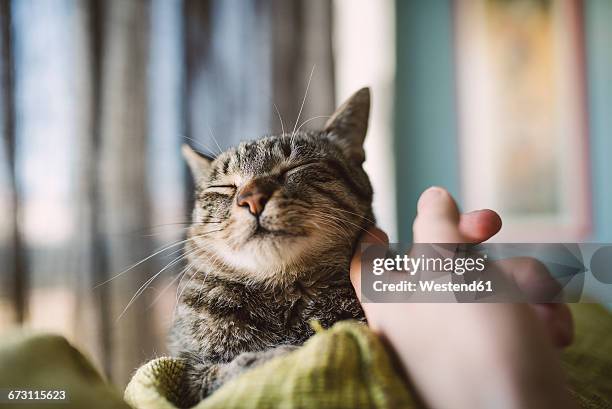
[{"x1": 251, "y1": 224, "x2": 302, "y2": 239}]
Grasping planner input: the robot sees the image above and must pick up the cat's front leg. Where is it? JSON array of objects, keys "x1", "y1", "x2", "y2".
[
  {"x1": 181, "y1": 345, "x2": 298, "y2": 405},
  {"x1": 214, "y1": 345, "x2": 298, "y2": 389},
  {"x1": 180, "y1": 353, "x2": 223, "y2": 407}
]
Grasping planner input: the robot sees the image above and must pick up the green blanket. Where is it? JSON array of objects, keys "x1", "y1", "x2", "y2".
[
  {"x1": 1, "y1": 304, "x2": 611, "y2": 409},
  {"x1": 124, "y1": 321, "x2": 415, "y2": 409}
]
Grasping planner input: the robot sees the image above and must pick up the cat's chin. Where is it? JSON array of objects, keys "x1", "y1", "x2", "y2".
[{"x1": 214, "y1": 233, "x2": 315, "y2": 279}]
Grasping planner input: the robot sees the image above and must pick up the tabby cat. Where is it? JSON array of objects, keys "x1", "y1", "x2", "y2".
[{"x1": 169, "y1": 88, "x2": 375, "y2": 406}]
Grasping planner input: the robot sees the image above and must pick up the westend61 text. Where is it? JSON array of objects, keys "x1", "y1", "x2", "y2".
[{"x1": 373, "y1": 280, "x2": 493, "y2": 293}]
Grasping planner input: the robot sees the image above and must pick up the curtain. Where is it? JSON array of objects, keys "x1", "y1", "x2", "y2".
[{"x1": 0, "y1": 0, "x2": 334, "y2": 386}]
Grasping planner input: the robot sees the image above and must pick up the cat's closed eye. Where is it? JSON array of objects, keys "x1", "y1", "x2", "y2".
[
  {"x1": 205, "y1": 184, "x2": 237, "y2": 195},
  {"x1": 281, "y1": 161, "x2": 322, "y2": 178}
]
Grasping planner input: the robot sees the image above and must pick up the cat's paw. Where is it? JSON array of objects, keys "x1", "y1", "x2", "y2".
[
  {"x1": 178, "y1": 354, "x2": 220, "y2": 406},
  {"x1": 215, "y1": 345, "x2": 298, "y2": 387}
]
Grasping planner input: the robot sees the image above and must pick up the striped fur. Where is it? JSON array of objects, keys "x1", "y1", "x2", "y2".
[{"x1": 169, "y1": 88, "x2": 374, "y2": 405}]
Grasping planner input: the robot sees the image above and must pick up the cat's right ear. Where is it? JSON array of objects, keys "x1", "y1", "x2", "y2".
[
  {"x1": 182, "y1": 144, "x2": 212, "y2": 181},
  {"x1": 324, "y1": 87, "x2": 370, "y2": 164}
]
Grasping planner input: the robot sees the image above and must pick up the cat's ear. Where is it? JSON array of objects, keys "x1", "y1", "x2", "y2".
[
  {"x1": 324, "y1": 87, "x2": 370, "y2": 164},
  {"x1": 182, "y1": 144, "x2": 212, "y2": 181}
]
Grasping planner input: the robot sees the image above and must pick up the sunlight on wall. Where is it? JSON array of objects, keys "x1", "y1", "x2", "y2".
[{"x1": 333, "y1": 0, "x2": 397, "y2": 241}]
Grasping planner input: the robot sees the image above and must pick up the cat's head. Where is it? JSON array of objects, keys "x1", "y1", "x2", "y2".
[{"x1": 184, "y1": 88, "x2": 374, "y2": 281}]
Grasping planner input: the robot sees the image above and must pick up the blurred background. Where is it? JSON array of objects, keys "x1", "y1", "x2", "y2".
[{"x1": 0, "y1": 0, "x2": 610, "y2": 387}]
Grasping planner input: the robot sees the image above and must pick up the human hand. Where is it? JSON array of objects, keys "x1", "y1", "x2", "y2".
[
  {"x1": 350, "y1": 187, "x2": 576, "y2": 409},
  {"x1": 352, "y1": 187, "x2": 573, "y2": 347}
]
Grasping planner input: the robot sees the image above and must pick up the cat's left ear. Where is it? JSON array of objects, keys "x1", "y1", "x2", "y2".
[
  {"x1": 324, "y1": 87, "x2": 370, "y2": 164},
  {"x1": 182, "y1": 144, "x2": 212, "y2": 181}
]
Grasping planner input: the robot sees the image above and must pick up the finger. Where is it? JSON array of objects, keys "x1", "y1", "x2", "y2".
[
  {"x1": 459, "y1": 209, "x2": 502, "y2": 243},
  {"x1": 413, "y1": 187, "x2": 463, "y2": 243},
  {"x1": 493, "y1": 257, "x2": 574, "y2": 347},
  {"x1": 350, "y1": 226, "x2": 389, "y2": 296},
  {"x1": 494, "y1": 257, "x2": 562, "y2": 302},
  {"x1": 531, "y1": 304, "x2": 574, "y2": 348}
]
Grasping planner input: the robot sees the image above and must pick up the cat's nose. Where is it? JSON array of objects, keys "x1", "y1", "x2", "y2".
[{"x1": 236, "y1": 180, "x2": 275, "y2": 216}]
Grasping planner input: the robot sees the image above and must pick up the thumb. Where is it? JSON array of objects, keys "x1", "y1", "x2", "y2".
[{"x1": 413, "y1": 187, "x2": 464, "y2": 243}]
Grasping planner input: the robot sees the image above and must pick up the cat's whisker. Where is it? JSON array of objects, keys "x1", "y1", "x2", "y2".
[
  {"x1": 137, "y1": 251, "x2": 219, "y2": 319},
  {"x1": 309, "y1": 210, "x2": 362, "y2": 241},
  {"x1": 94, "y1": 237, "x2": 194, "y2": 289},
  {"x1": 151, "y1": 220, "x2": 225, "y2": 226},
  {"x1": 175, "y1": 260, "x2": 195, "y2": 295},
  {"x1": 191, "y1": 228, "x2": 225, "y2": 238},
  {"x1": 314, "y1": 211, "x2": 362, "y2": 233},
  {"x1": 146, "y1": 216, "x2": 227, "y2": 227},
  {"x1": 156, "y1": 245, "x2": 188, "y2": 262},
  {"x1": 142, "y1": 219, "x2": 223, "y2": 230},
  {"x1": 140, "y1": 231, "x2": 187, "y2": 238},
  {"x1": 173, "y1": 242, "x2": 224, "y2": 312},
  {"x1": 306, "y1": 212, "x2": 354, "y2": 246},
  {"x1": 207, "y1": 125, "x2": 223, "y2": 155},
  {"x1": 313, "y1": 211, "x2": 382, "y2": 243},
  {"x1": 181, "y1": 135, "x2": 217, "y2": 158},
  {"x1": 273, "y1": 102, "x2": 285, "y2": 136},
  {"x1": 99, "y1": 227, "x2": 225, "y2": 290},
  {"x1": 296, "y1": 115, "x2": 330, "y2": 134},
  {"x1": 291, "y1": 64, "x2": 316, "y2": 139},
  {"x1": 175, "y1": 274, "x2": 199, "y2": 318},
  {"x1": 117, "y1": 249, "x2": 196, "y2": 321},
  {"x1": 175, "y1": 250, "x2": 215, "y2": 310},
  {"x1": 173, "y1": 260, "x2": 199, "y2": 318},
  {"x1": 139, "y1": 222, "x2": 224, "y2": 238},
  {"x1": 177, "y1": 242, "x2": 220, "y2": 290},
  {"x1": 332, "y1": 208, "x2": 375, "y2": 224},
  {"x1": 117, "y1": 244, "x2": 205, "y2": 321},
  {"x1": 147, "y1": 263, "x2": 190, "y2": 310},
  {"x1": 319, "y1": 222, "x2": 353, "y2": 247},
  {"x1": 190, "y1": 250, "x2": 224, "y2": 308}
]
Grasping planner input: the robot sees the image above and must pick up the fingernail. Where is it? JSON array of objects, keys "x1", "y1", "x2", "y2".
[
  {"x1": 425, "y1": 186, "x2": 445, "y2": 196},
  {"x1": 417, "y1": 186, "x2": 450, "y2": 212}
]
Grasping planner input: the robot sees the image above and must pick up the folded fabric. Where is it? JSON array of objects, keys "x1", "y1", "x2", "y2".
[
  {"x1": 124, "y1": 304, "x2": 612, "y2": 409},
  {"x1": 1, "y1": 304, "x2": 611, "y2": 409},
  {"x1": 563, "y1": 304, "x2": 612, "y2": 409},
  {"x1": 125, "y1": 321, "x2": 416, "y2": 409},
  {"x1": 126, "y1": 304, "x2": 612, "y2": 409},
  {"x1": 0, "y1": 330, "x2": 130, "y2": 409}
]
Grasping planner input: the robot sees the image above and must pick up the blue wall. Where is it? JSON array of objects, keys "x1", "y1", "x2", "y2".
[
  {"x1": 395, "y1": 0, "x2": 458, "y2": 243},
  {"x1": 585, "y1": 0, "x2": 612, "y2": 242}
]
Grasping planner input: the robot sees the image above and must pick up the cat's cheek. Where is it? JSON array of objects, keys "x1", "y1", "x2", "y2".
[
  {"x1": 192, "y1": 206, "x2": 205, "y2": 222},
  {"x1": 229, "y1": 211, "x2": 258, "y2": 241}
]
